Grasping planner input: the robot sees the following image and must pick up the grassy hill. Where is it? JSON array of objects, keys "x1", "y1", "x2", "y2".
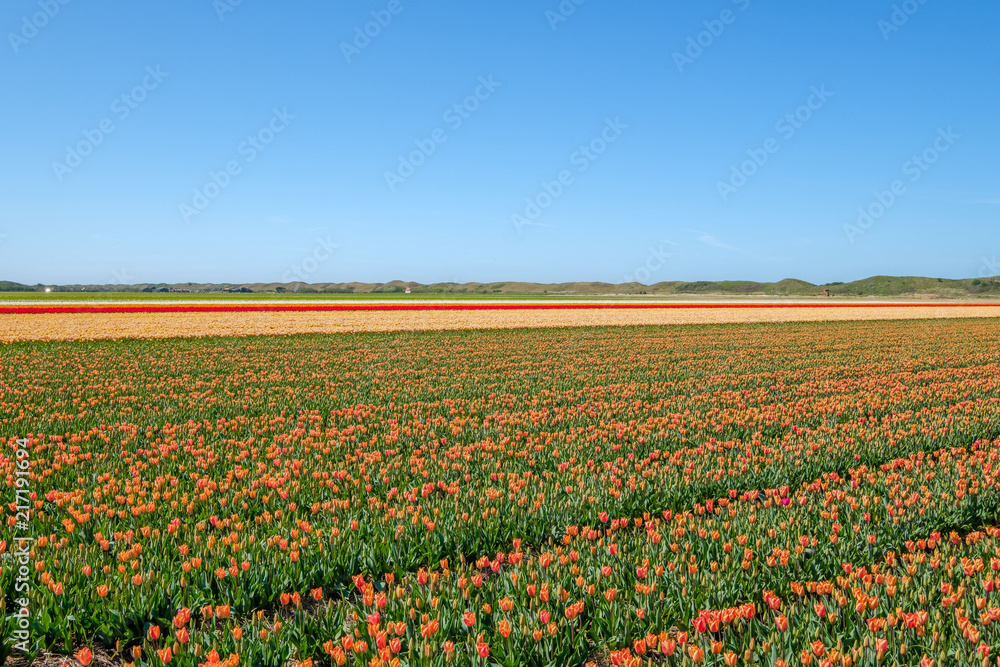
[{"x1": 0, "y1": 275, "x2": 998, "y2": 298}]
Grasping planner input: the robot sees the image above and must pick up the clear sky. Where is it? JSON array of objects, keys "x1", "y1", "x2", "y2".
[{"x1": 1, "y1": 0, "x2": 997, "y2": 286}]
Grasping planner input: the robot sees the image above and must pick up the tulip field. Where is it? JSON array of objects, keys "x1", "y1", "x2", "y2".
[{"x1": 5, "y1": 317, "x2": 1000, "y2": 666}]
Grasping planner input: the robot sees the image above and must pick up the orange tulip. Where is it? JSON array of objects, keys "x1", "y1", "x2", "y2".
[
  {"x1": 419, "y1": 619, "x2": 438, "y2": 638},
  {"x1": 174, "y1": 608, "x2": 191, "y2": 629}
]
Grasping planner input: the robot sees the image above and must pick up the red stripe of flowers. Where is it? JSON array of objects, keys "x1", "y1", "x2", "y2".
[{"x1": 0, "y1": 303, "x2": 998, "y2": 314}]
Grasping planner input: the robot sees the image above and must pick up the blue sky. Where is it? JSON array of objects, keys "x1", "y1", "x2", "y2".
[{"x1": 1, "y1": 0, "x2": 998, "y2": 286}]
